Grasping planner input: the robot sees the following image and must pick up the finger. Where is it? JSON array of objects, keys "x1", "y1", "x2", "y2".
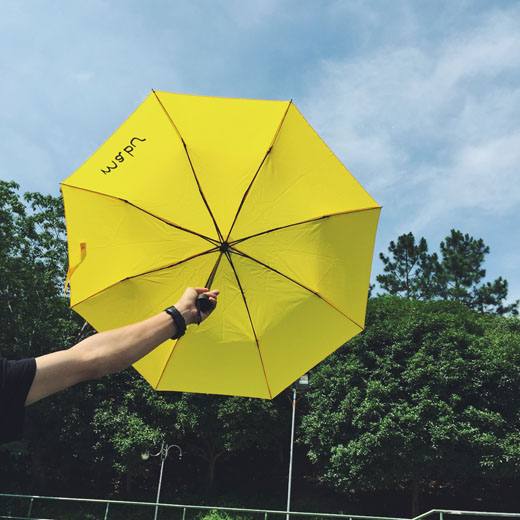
[{"x1": 192, "y1": 287, "x2": 210, "y2": 295}]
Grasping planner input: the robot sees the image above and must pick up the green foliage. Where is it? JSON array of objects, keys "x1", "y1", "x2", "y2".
[
  {"x1": 196, "y1": 509, "x2": 253, "y2": 520},
  {"x1": 90, "y1": 370, "x2": 167, "y2": 475},
  {"x1": 0, "y1": 180, "x2": 84, "y2": 359},
  {"x1": 0, "y1": 180, "x2": 90, "y2": 493},
  {"x1": 377, "y1": 232, "x2": 439, "y2": 299},
  {"x1": 301, "y1": 297, "x2": 520, "y2": 493},
  {"x1": 438, "y1": 230, "x2": 488, "y2": 300},
  {"x1": 377, "y1": 230, "x2": 519, "y2": 315},
  {"x1": 167, "y1": 392, "x2": 287, "y2": 496},
  {"x1": 1, "y1": 181, "x2": 287, "y2": 497},
  {"x1": 3, "y1": 180, "x2": 520, "y2": 513}
]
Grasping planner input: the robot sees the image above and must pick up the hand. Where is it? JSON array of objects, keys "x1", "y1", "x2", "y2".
[{"x1": 174, "y1": 287, "x2": 220, "y2": 326}]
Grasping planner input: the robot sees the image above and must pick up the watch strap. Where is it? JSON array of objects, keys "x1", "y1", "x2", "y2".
[{"x1": 164, "y1": 306, "x2": 186, "y2": 339}]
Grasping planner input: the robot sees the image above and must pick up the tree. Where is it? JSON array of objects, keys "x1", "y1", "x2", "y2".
[
  {"x1": 0, "y1": 180, "x2": 84, "y2": 360},
  {"x1": 88, "y1": 376, "x2": 288, "y2": 502},
  {"x1": 0, "y1": 180, "x2": 87, "y2": 492},
  {"x1": 169, "y1": 393, "x2": 286, "y2": 499},
  {"x1": 89, "y1": 370, "x2": 170, "y2": 497},
  {"x1": 0, "y1": 181, "x2": 290, "y2": 504},
  {"x1": 377, "y1": 230, "x2": 518, "y2": 315},
  {"x1": 377, "y1": 232, "x2": 439, "y2": 299},
  {"x1": 300, "y1": 297, "x2": 520, "y2": 516},
  {"x1": 437, "y1": 230, "x2": 518, "y2": 315}
]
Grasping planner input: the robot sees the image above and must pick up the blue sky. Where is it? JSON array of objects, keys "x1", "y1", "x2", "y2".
[{"x1": 1, "y1": 0, "x2": 519, "y2": 305}]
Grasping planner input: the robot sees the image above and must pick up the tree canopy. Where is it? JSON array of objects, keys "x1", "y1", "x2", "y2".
[
  {"x1": 2, "y1": 181, "x2": 520, "y2": 516},
  {"x1": 377, "y1": 230, "x2": 518, "y2": 315},
  {"x1": 301, "y1": 297, "x2": 520, "y2": 514}
]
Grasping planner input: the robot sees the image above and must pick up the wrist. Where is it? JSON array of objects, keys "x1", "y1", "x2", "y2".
[
  {"x1": 164, "y1": 306, "x2": 187, "y2": 339},
  {"x1": 173, "y1": 301, "x2": 196, "y2": 326}
]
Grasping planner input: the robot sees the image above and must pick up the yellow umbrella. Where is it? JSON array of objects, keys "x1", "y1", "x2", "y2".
[{"x1": 62, "y1": 91, "x2": 381, "y2": 399}]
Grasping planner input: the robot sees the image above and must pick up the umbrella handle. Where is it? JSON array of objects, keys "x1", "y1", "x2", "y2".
[{"x1": 196, "y1": 293, "x2": 213, "y2": 313}]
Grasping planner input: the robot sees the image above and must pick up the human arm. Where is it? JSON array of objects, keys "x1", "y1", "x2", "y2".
[{"x1": 25, "y1": 287, "x2": 219, "y2": 406}]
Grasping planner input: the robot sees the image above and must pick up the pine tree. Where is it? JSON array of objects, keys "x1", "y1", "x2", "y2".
[
  {"x1": 377, "y1": 229, "x2": 519, "y2": 315},
  {"x1": 377, "y1": 232, "x2": 439, "y2": 299},
  {"x1": 437, "y1": 229, "x2": 518, "y2": 315}
]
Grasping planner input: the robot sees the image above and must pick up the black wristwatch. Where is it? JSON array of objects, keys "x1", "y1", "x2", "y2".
[{"x1": 164, "y1": 306, "x2": 186, "y2": 339}]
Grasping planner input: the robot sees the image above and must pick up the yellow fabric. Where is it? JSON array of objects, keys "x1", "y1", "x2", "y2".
[
  {"x1": 155, "y1": 92, "x2": 290, "y2": 238},
  {"x1": 230, "y1": 104, "x2": 377, "y2": 240},
  {"x1": 75, "y1": 252, "x2": 220, "y2": 388},
  {"x1": 62, "y1": 92, "x2": 381, "y2": 399},
  {"x1": 155, "y1": 256, "x2": 272, "y2": 398},
  {"x1": 235, "y1": 208, "x2": 381, "y2": 329},
  {"x1": 62, "y1": 93, "x2": 218, "y2": 240}
]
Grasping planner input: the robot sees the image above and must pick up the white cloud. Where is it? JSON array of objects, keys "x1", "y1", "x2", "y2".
[
  {"x1": 412, "y1": 131, "x2": 520, "y2": 228},
  {"x1": 301, "y1": 5, "x2": 520, "y2": 231}
]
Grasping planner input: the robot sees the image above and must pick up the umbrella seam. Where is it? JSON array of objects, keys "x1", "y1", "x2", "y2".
[
  {"x1": 291, "y1": 103, "x2": 379, "y2": 205},
  {"x1": 204, "y1": 252, "x2": 224, "y2": 290},
  {"x1": 154, "y1": 338, "x2": 180, "y2": 390},
  {"x1": 152, "y1": 90, "x2": 225, "y2": 243},
  {"x1": 70, "y1": 248, "x2": 219, "y2": 308},
  {"x1": 229, "y1": 206, "x2": 382, "y2": 247},
  {"x1": 225, "y1": 251, "x2": 274, "y2": 399},
  {"x1": 61, "y1": 183, "x2": 220, "y2": 247},
  {"x1": 225, "y1": 100, "x2": 293, "y2": 242},
  {"x1": 230, "y1": 247, "x2": 365, "y2": 331},
  {"x1": 154, "y1": 250, "x2": 226, "y2": 390}
]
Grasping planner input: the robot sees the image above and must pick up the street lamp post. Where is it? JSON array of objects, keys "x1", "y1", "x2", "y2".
[
  {"x1": 286, "y1": 373, "x2": 309, "y2": 520},
  {"x1": 141, "y1": 441, "x2": 182, "y2": 520}
]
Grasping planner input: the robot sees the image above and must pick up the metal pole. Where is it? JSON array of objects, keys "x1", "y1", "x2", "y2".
[
  {"x1": 154, "y1": 441, "x2": 166, "y2": 520},
  {"x1": 286, "y1": 386, "x2": 297, "y2": 520}
]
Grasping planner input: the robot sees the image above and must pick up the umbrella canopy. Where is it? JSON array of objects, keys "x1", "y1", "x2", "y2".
[{"x1": 62, "y1": 91, "x2": 381, "y2": 399}]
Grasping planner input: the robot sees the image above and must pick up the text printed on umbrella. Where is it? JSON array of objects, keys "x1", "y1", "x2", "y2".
[{"x1": 100, "y1": 137, "x2": 146, "y2": 175}]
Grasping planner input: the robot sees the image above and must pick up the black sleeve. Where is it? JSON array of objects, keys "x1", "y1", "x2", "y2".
[{"x1": 0, "y1": 357, "x2": 37, "y2": 444}]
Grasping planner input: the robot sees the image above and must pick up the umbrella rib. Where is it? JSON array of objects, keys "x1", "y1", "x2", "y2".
[
  {"x1": 152, "y1": 90, "x2": 225, "y2": 243},
  {"x1": 155, "y1": 336, "x2": 181, "y2": 390},
  {"x1": 61, "y1": 183, "x2": 220, "y2": 247},
  {"x1": 225, "y1": 100, "x2": 293, "y2": 242},
  {"x1": 154, "y1": 249, "x2": 226, "y2": 390},
  {"x1": 224, "y1": 251, "x2": 274, "y2": 399},
  {"x1": 70, "y1": 247, "x2": 219, "y2": 308},
  {"x1": 230, "y1": 248, "x2": 365, "y2": 331},
  {"x1": 204, "y1": 251, "x2": 224, "y2": 290},
  {"x1": 124, "y1": 199, "x2": 220, "y2": 246},
  {"x1": 229, "y1": 206, "x2": 382, "y2": 247}
]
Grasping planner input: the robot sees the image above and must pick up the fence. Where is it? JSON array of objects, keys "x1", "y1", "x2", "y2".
[{"x1": 0, "y1": 494, "x2": 518, "y2": 520}]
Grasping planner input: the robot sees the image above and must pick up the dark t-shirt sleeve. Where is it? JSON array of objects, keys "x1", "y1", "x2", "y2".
[{"x1": 0, "y1": 357, "x2": 37, "y2": 444}]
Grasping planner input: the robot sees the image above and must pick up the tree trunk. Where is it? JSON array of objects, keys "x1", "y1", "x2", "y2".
[
  {"x1": 205, "y1": 451, "x2": 225, "y2": 499},
  {"x1": 411, "y1": 478, "x2": 420, "y2": 517},
  {"x1": 186, "y1": 439, "x2": 225, "y2": 502},
  {"x1": 206, "y1": 456, "x2": 216, "y2": 497}
]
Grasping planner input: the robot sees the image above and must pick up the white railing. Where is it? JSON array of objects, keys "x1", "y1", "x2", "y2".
[{"x1": 0, "y1": 493, "x2": 517, "y2": 520}]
